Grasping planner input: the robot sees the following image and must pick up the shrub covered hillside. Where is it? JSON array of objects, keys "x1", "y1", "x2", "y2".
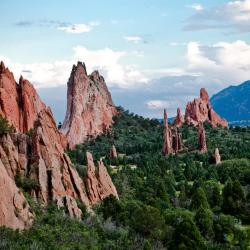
[{"x1": 1, "y1": 107, "x2": 250, "y2": 250}]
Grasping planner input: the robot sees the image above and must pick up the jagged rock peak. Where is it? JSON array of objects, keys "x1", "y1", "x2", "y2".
[
  {"x1": 198, "y1": 123, "x2": 207, "y2": 153},
  {"x1": 185, "y1": 88, "x2": 228, "y2": 128},
  {"x1": 72, "y1": 61, "x2": 87, "y2": 75},
  {"x1": 0, "y1": 62, "x2": 46, "y2": 133},
  {"x1": 0, "y1": 61, "x2": 6, "y2": 73},
  {"x1": 200, "y1": 88, "x2": 209, "y2": 102},
  {"x1": 85, "y1": 151, "x2": 118, "y2": 204},
  {"x1": 173, "y1": 108, "x2": 184, "y2": 128},
  {"x1": 214, "y1": 148, "x2": 221, "y2": 165},
  {"x1": 61, "y1": 62, "x2": 117, "y2": 149}
]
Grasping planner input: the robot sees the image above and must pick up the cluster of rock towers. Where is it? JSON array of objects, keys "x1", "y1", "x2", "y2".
[{"x1": 162, "y1": 88, "x2": 225, "y2": 162}]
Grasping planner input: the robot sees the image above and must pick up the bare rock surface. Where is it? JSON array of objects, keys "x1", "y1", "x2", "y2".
[{"x1": 61, "y1": 62, "x2": 117, "y2": 149}]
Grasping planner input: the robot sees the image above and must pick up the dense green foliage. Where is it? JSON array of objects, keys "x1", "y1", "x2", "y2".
[
  {"x1": 0, "y1": 115, "x2": 14, "y2": 135},
  {"x1": 1, "y1": 107, "x2": 250, "y2": 249}
]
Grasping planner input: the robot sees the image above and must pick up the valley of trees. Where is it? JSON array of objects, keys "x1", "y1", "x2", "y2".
[{"x1": 1, "y1": 107, "x2": 250, "y2": 249}]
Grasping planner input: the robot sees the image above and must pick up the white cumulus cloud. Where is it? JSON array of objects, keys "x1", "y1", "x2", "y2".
[{"x1": 0, "y1": 46, "x2": 148, "y2": 89}]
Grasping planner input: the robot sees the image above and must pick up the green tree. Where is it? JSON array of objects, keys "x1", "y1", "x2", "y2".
[
  {"x1": 0, "y1": 116, "x2": 14, "y2": 135},
  {"x1": 190, "y1": 187, "x2": 209, "y2": 210},
  {"x1": 222, "y1": 179, "x2": 245, "y2": 216},
  {"x1": 171, "y1": 216, "x2": 206, "y2": 250},
  {"x1": 194, "y1": 206, "x2": 214, "y2": 239}
]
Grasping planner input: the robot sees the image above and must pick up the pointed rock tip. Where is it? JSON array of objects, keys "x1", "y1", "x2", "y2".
[
  {"x1": 200, "y1": 88, "x2": 209, "y2": 102},
  {"x1": 0, "y1": 61, "x2": 6, "y2": 72},
  {"x1": 73, "y1": 61, "x2": 87, "y2": 75}
]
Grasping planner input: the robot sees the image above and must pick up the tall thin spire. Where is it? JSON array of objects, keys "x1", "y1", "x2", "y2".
[{"x1": 162, "y1": 109, "x2": 173, "y2": 155}]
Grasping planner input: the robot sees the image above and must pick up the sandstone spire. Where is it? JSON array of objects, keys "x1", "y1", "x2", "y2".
[
  {"x1": 173, "y1": 108, "x2": 184, "y2": 128},
  {"x1": 110, "y1": 145, "x2": 118, "y2": 159},
  {"x1": 185, "y1": 88, "x2": 228, "y2": 128},
  {"x1": 60, "y1": 62, "x2": 117, "y2": 149},
  {"x1": 162, "y1": 109, "x2": 173, "y2": 155},
  {"x1": 198, "y1": 123, "x2": 207, "y2": 153},
  {"x1": 214, "y1": 148, "x2": 221, "y2": 165}
]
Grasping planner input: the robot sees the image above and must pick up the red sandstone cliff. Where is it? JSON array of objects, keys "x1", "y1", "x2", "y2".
[
  {"x1": 0, "y1": 61, "x2": 119, "y2": 229},
  {"x1": 185, "y1": 88, "x2": 228, "y2": 128},
  {"x1": 60, "y1": 62, "x2": 118, "y2": 149},
  {"x1": 0, "y1": 62, "x2": 45, "y2": 133}
]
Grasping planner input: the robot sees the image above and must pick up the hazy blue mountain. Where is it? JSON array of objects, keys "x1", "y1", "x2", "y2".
[{"x1": 211, "y1": 80, "x2": 250, "y2": 123}]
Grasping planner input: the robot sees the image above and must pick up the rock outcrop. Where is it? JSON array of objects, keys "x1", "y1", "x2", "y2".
[
  {"x1": 85, "y1": 152, "x2": 118, "y2": 204},
  {"x1": 110, "y1": 145, "x2": 118, "y2": 159},
  {"x1": 0, "y1": 62, "x2": 46, "y2": 133},
  {"x1": 0, "y1": 158, "x2": 33, "y2": 229},
  {"x1": 162, "y1": 109, "x2": 173, "y2": 155},
  {"x1": 185, "y1": 88, "x2": 228, "y2": 128},
  {"x1": 214, "y1": 148, "x2": 221, "y2": 165},
  {"x1": 172, "y1": 127, "x2": 183, "y2": 153},
  {"x1": 0, "y1": 62, "x2": 119, "y2": 229},
  {"x1": 61, "y1": 62, "x2": 117, "y2": 149},
  {"x1": 198, "y1": 123, "x2": 207, "y2": 153},
  {"x1": 173, "y1": 108, "x2": 184, "y2": 128},
  {"x1": 162, "y1": 110, "x2": 184, "y2": 155}
]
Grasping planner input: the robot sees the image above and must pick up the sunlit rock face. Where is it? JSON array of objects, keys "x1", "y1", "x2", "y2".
[
  {"x1": 173, "y1": 108, "x2": 184, "y2": 128},
  {"x1": 0, "y1": 61, "x2": 46, "y2": 133},
  {"x1": 61, "y1": 62, "x2": 117, "y2": 149},
  {"x1": 0, "y1": 62, "x2": 119, "y2": 229},
  {"x1": 85, "y1": 152, "x2": 118, "y2": 204},
  {"x1": 185, "y1": 88, "x2": 228, "y2": 128}
]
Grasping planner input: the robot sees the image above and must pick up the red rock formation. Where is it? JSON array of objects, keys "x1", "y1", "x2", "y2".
[
  {"x1": 110, "y1": 145, "x2": 118, "y2": 159},
  {"x1": 30, "y1": 108, "x2": 90, "y2": 215},
  {"x1": 198, "y1": 123, "x2": 207, "y2": 153},
  {"x1": 185, "y1": 88, "x2": 228, "y2": 128},
  {"x1": 0, "y1": 61, "x2": 119, "y2": 229},
  {"x1": 214, "y1": 148, "x2": 221, "y2": 165},
  {"x1": 61, "y1": 62, "x2": 117, "y2": 149},
  {"x1": 172, "y1": 127, "x2": 183, "y2": 153},
  {"x1": 162, "y1": 109, "x2": 173, "y2": 155},
  {"x1": 0, "y1": 159, "x2": 33, "y2": 229},
  {"x1": 173, "y1": 108, "x2": 184, "y2": 128},
  {"x1": 85, "y1": 152, "x2": 118, "y2": 204},
  {"x1": 0, "y1": 61, "x2": 45, "y2": 133}
]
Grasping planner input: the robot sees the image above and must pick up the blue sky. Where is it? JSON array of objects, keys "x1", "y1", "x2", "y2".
[{"x1": 1, "y1": 0, "x2": 250, "y2": 121}]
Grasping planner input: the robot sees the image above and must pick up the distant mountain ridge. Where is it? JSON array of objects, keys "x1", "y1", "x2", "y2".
[{"x1": 211, "y1": 80, "x2": 250, "y2": 123}]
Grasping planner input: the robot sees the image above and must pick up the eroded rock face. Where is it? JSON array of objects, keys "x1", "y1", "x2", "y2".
[
  {"x1": 0, "y1": 157, "x2": 33, "y2": 229},
  {"x1": 61, "y1": 62, "x2": 117, "y2": 149},
  {"x1": 85, "y1": 152, "x2": 118, "y2": 204},
  {"x1": 0, "y1": 62, "x2": 45, "y2": 133},
  {"x1": 162, "y1": 109, "x2": 173, "y2": 155},
  {"x1": 198, "y1": 123, "x2": 207, "y2": 153},
  {"x1": 185, "y1": 88, "x2": 228, "y2": 128},
  {"x1": 214, "y1": 148, "x2": 221, "y2": 165},
  {"x1": 173, "y1": 108, "x2": 184, "y2": 128},
  {"x1": 0, "y1": 61, "x2": 119, "y2": 229},
  {"x1": 30, "y1": 108, "x2": 90, "y2": 214}
]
